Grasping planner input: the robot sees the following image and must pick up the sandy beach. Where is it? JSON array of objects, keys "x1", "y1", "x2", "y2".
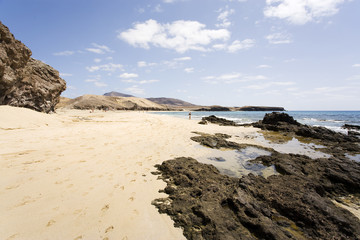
[{"x1": 0, "y1": 106, "x2": 260, "y2": 240}]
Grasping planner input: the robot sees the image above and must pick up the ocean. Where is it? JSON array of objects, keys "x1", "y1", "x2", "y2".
[{"x1": 153, "y1": 111, "x2": 360, "y2": 134}]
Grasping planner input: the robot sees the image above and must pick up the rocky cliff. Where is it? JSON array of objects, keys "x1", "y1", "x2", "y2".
[{"x1": 0, "y1": 21, "x2": 66, "y2": 113}]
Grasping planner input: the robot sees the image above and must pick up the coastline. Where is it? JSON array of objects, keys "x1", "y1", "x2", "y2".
[{"x1": 0, "y1": 106, "x2": 260, "y2": 239}]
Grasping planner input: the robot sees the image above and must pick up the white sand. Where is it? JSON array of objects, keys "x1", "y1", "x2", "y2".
[{"x1": 0, "y1": 106, "x2": 260, "y2": 240}]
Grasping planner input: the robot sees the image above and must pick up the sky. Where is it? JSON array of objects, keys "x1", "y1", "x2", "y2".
[{"x1": 1, "y1": 0, "x2": 360, "y2": 110}]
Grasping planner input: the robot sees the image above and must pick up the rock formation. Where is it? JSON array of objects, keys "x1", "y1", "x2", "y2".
[
  {"x1": 0, "y1": 21, "x2": 66, "y2": 113},
  {"x1": 199, "y1": 115, "x2": 239, "y2": 126},
  {"x1": 236, "y1": 106, "x2": 285, "y2": 111},
  {"x1": 153, "y1": 113, "x2": 360, "y2": 239}
]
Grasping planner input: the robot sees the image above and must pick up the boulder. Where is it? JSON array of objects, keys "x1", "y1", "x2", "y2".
[
  {"x1": 200, "y1": 115, "x2": 238, "y2": 126},
  {"x1": 0, "y1": 21, "x2": 66, "y2": 113},
  {"x1": 262, "y1": 112, "x2": 300, "y2": 125}
]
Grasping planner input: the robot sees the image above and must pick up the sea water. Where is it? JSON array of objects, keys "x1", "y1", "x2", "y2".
[
  {"x1": 154, "y1": 111, "x2": 360, "y2": 176},
  {"x1": 154, "y1": 111, "x2": 360, "y2": 134}
]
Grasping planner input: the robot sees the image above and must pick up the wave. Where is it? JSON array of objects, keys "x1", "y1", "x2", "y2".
[{"x1": 302, "y1": 118, "x2": 345, "y2": 123}]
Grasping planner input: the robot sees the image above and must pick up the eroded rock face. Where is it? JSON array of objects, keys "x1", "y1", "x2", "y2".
[{"x1": 0, "y1": 21, "x2": 66, "y2": 113}]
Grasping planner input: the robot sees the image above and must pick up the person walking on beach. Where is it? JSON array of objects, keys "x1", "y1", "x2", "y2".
[{"x1": 189, "y1": 111, "x2": 191, "y2": 120}]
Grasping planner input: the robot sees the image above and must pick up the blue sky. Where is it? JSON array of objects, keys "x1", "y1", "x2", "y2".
[{"x1": 1, "y1": 0, "x2": 360, "y2": 110}]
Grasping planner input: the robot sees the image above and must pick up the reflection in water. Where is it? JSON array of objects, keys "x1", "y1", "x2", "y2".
[
  {"x1": 257, "y1": 131, "x2": 331, "y2": 159},
  {"x1": 196, "y1": 146, "x2": 276, "y2": 178}
]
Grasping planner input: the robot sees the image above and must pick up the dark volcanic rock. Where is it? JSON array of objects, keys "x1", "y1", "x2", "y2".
[
  {"x1": 199, "y1": 115, "x2": 238, "y2": 126},
  {"x1": 0, "y1": 21, "x2": 66, "y2": 113},
  {"x1": 153, "y1": 155, "x2": 360, "y2": 240},
  {"x1": 153, "y1": 114, "x2": 360, "y2": 240},
  {"x1": 236, "y1": 106, "x2": 285, "y2": 111},
  {"x1": 343, "y1": 124, "x2": 360, "y2": 131},
  {"x1": 252, "y1": 112, "x2": 360, "y2": 155},
  {"x1": 153, "y1": 153, "x2": 360, "y2": 240},
  {"x1": 262, "y1": 112, "x2": 300, "y2": 125}
]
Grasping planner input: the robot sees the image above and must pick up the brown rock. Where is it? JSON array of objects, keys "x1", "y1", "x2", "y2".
[{"x1": 0, "y1": 21, "x2": 66, "y2": 113}]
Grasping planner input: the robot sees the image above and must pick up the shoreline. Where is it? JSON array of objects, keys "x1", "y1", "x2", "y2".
[
  {"x1": 0, "y1": 106, "x2": 260, "y2": 239},
  {"x1": 1, "y1": 106, "x2": 359, "y2": 239}
]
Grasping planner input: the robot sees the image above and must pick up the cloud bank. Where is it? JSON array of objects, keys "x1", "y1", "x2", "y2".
[{"x1": 119, "y1": 19, "x2": 231, "y2": 53}]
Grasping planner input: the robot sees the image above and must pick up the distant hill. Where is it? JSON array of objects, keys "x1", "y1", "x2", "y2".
[
  {"x1": 147, "y1": 97, "x2": 197, "y2": 107},
  {"x1": 56, "y1": 95, "x2": 167, "y2": 110},
  {"x1": 104, "y1": 91, "x2": 134, "y2": 97},
  {"x1": 235, "y1": 106, "x2": 285, "y2": 111}
]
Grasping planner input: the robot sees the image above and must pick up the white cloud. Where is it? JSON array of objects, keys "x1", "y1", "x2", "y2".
[
  {"x1": 154, "y1": 4, "x2": 163, "y2": 12},
  {"x1": 184, "y1": 67, "x2": 194, "y2": 73},
  {"x1": 216, "y1": 8, "x2": 235, "y2": 28},
  {"x1": 174, "y1": 56, "x2": 192, "y2": 61},
  {"x1": 257, "y1": 64, "x2": 272, "y2": 68},
  {"x1": 352, "y1": 64, "x2": 360, "y2": 68},
  {"x1": 94, "y1": 82, "x2": 108, "y2": 87},
  {"x1": 86, "y1": 43, "x2": 113, "y2": 54},
  {"x1": 264, "y1": 0, "x2": 348, "y2": 25},
  {"x1": 125, "y1": 85, "x2": 144, "y2": 95},
  {"x1": 246, "y1": 81, "x2": 295, "y2": 89},
  {"x1": 227, "y1": 39, "x2": 255, "y2": 52},
  {"x1": 266, "y1": 32, "x2": 292, "y2": 44},
  {"x1": 284, "y1": 58, "x2": 296, "y2": 63},
  {"x1": 139, "y1": 80, "x2": 159, "y2": 84},
  {"x1": 94, "y1": 58, "x2": 102, "y2": 63},
  {"x1": 122, "y1": 79, "x2": 159, "y2": 84},
  {"x1": 119, "y1": 19, "x2": 230, "y2": 53},
  {"x1": 212, "y1": 39, "x2": 255, "y2": 52},
  {"x1": 86, "y1": 63, "x2": 124, "y2": 72},
  {"x1": 119, "y1": 73, "x2": 139, "y2": 79},
  {"x1": 53, "y1": 50, "x2": 74, "y2": 56},
  {"x1": 137, "y1": 61, "x2": 157, "y2": 68},
  {"x1": 203, "y1": 73, "x2": 267, "y2": 84},
  {"x1": 85, "y1": 75, "x2": 108, "y2": 88}
]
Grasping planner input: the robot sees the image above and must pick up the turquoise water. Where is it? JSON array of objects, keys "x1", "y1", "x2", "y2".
[{"x1": 154, "y1": 111, "x2": 360, "y2": 133}]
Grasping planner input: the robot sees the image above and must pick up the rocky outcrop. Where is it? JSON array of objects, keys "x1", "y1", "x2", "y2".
[
  {"x1": 252, "y1": 112, "x2": 360, "y2": 155},
  {"x1": 153, "y1": 131, "x2": 360, "y2": 240},
  {"x1": 153, "y1": 155, "x2": 360, "y2": 240},
  {"x1": 0, "y1": 21, "x2": 66, "y2": 113},
  {"x1": 343, "y1": 124, "x2": 360, "y2": 131},
  {"x1": 236, "y1": 106, "x2": 285, "y2": 111},
  {"x1": 153, "y1": 113, "x2": 360, "y2": 239},
  {"x1": 199, "y1": 115, "x2": 238, "y2": 126}
]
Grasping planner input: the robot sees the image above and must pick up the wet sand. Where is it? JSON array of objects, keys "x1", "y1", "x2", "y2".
[{"x1": 0, "y1": 106, "x2": 260, "y2": 240}]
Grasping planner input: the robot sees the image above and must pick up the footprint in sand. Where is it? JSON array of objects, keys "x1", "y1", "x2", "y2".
[
  {"x1": 101, "y1": 204, "x2": 110, "y2": 212},
  {"x1": 136, "y1": 162, "x2": 143, "y2": 166},
  {"x1": 73, "y1": 235, "x2": 83, "y2": 240},
  {"x1": 6, "y1": 184, "x2": 20, "y2": 190},
  {"x1": 105, "y1": 226, "x2": 114, "y2": 233},
  {"x1": 46, "y1": 219, "x2": 56, "y2": 227},
  {"x1": 129, "y1": 196, "x2": 135, "y2": 202}
]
